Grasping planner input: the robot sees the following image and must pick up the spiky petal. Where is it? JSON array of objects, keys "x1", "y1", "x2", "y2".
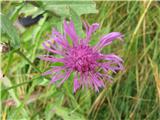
[{"x1": 39, "y1": 20, "x2": 124, "y2": 92}]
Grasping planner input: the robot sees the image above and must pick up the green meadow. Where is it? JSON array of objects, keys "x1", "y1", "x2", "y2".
[{"x1": 1, "y1": 1, "x2": 160, "y2": 120}]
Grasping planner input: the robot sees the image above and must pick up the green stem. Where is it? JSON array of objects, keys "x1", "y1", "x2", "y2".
[{"x1": 16, "y1": 50, "x2": 41, "y2": 73}]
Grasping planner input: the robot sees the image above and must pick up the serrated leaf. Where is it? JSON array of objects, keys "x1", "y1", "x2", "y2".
[
  {"x1": 0, "y1": 14, "x2": 20, "y2": 49},
  {"x1": 44, "y1": 1, "x2": 98, "y2": 17}
]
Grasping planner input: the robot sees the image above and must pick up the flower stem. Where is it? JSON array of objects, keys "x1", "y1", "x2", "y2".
[{"x1": 16, "y1": 50, "x2": 41, "y2": 73}]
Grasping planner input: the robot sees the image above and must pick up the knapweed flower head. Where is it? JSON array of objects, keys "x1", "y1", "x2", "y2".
[{"x1": 39, "y1": 20, "x2": 124, "y2": 93}]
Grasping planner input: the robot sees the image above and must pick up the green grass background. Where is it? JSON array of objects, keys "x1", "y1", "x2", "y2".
[{"x1": 1, "y1": 1, "x2": 160, "y2": 120}]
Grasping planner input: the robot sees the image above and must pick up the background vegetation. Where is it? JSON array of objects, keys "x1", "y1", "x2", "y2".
[{"x1": 1, "y1": 1, "x2": 160, "y2": 120}]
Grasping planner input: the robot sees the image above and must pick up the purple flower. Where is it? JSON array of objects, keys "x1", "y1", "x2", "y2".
[{"x1": 39, "y1": 20, "x2": 124, "y2": 93}]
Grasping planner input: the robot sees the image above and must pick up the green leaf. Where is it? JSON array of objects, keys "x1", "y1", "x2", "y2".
[
  {"x1": 69, "y1": 7, "x2": 85, "y2": 37},
  {"x1": 0, "y1": 14, "x2": 20, "y2": 49},
  {"x1": 19, "y1": 3, "x2": 44, "y2": 18},
  {"x1": 43, "y1": 1, "x2": 98, "y2": 17},
  {"x1": 1, "y1": 71, "x2": 28, "y2": 117},
  {"x1": 54, "y1": 105, "x2": 86, "y2": 120}
]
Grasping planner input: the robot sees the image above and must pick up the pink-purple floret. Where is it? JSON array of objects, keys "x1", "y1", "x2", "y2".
[{"x1": 39, "y1": 20, "x2": 124, "y2": 93}]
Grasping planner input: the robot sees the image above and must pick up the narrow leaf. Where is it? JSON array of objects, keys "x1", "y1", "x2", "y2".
[{"x1": 1, "y1": 14, "x2": 20, "y2": 49}]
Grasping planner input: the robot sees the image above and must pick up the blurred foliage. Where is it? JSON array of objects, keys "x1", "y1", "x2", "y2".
[
  {"x1": 1, "y1": 14, "x2": 20, "y2": 49},
  {"x1": 1, "y1": 1, "x2": 160, "y2": 120}
]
